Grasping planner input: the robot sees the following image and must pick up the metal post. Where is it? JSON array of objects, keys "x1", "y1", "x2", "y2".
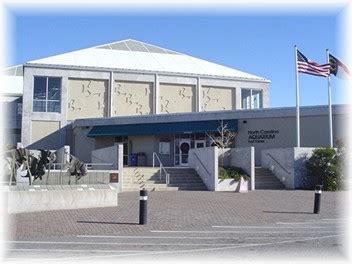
[
  {"x1": 314, "y1": 185, "x2": 323, "y2": 214},
  {"x1": 326, "y1": 49, "x2": 333, "y2": 148},
  {"x1": 152, "y1": 152, "x2": 155, "y2": 167},
  {"x1": 139, "y1": 189, "x2": 148, "y2": 225},
  {"x1": 294, "y1": 45, "x2": 301, "y2": 147}
]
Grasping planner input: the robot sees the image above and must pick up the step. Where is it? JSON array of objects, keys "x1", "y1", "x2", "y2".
[
  {"x1": 122, "y1": 186, "x2": 180, "y2": 192},
  {"x1": 255, "y1": 183, "x2": 285, "y2": 189},
  {"x1": 255, "y1": 167, "x2": 285, "y2": 190}
]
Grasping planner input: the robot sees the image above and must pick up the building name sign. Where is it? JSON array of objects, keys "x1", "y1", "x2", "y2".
[{"x1": 248, "y1": 129, "x2": 280, "y2": 143}]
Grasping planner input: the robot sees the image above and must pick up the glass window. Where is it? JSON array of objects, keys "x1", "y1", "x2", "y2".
[
  {"x1": 159, "y1": 141, "x2": 171, "y2": 154},
  {"x1": 241, "y1": 89, "x2": 251, "y2": 109},
  {"x1": 33, "y1": 77, "x2": 47, "y2": 100},
  {"x1": 241, "y1": 89, "x2": 263, "y2": 109},
  {"x1": 33, "y1": 76, "x2": 61, "y2": 113},
  {"x1": 48, "y1": 78, "x2": 61, "y2": 100},
  {"x1": 251, "y1": 90, "x2": 263, "y2": 109}
]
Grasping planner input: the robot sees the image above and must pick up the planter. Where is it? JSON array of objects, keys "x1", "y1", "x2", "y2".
[{"x1": 217, "y1": 177, "x2": 248, "y2": 192}]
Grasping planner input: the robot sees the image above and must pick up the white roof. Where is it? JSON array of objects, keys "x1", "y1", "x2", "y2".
[
  {"x1": 1, "y1": 76, "x2": 23, "y2": 95},
  {"x1": 27, "y1": 39, "x2": 269, "y2": 82}
]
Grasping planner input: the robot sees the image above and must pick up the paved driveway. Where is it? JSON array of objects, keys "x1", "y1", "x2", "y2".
[{"x1": 3, "y1": 190, "x2": 348, "y2": 262}]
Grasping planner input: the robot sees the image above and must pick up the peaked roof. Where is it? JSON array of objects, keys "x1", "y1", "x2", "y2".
[{"x1": 26, "y1": 39, "x2": 269, "y2": 82}]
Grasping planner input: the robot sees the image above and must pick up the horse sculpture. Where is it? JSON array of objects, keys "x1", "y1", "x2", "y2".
[
  {"x1": 3, "y1": 147, "x2": 87, "y2": 186},
  {"x1": 3, "y1": 147, "x2": 56, "y2": 185},
  {"x1": 67, "y1": 154, "x2": 87, "y2": 185}
]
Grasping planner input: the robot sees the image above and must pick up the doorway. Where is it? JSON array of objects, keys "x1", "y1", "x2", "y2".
[{"x1": 179, "y1": 139, "x2": 191, "y2": 166}]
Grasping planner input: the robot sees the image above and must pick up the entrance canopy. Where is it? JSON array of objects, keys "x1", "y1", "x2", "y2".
[{"x1": 87, "y1": 119, "x2": 238, "y2": 137}]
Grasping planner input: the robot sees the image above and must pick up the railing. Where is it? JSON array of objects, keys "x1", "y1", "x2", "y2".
[
  {"x1": 152, "y1": 152, "x2": 170, "y2": 185},
  {"x1": 193, "y1": 152, "x2": 211, "y2": 176},
  {"x1": 266, "y1": 153, "x2": 291, "y2": 175},
  {"x1": 50, "y1": 163, "x2": 114, "y2": 171}
]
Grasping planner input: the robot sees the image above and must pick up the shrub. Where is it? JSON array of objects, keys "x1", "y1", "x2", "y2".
[
  {"x1": 218, "y1": 166, "x2": 250, "y2": 181},
  {"x1": 305, "y1": 148, "x2": 340, "y2": 191}
]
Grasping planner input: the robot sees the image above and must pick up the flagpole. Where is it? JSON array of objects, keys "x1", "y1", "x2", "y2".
[
  {"x1": 294, "y1": 45, "x2": 300, "y2": 147},
  {"x1": 326, "y1": 49, "x2": 333, "y2": 147}
]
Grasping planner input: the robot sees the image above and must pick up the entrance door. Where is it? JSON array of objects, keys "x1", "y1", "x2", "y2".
[{"x1": 179, "y1": 139, "x2": 191, "y2": 166}]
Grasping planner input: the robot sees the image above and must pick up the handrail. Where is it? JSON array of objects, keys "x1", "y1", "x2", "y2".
[
  {"x1": 50, "y1": 163, "x2": 114, "y2": 171},
  {"x1": 266, "y1": 153, "x2": 291, "y2": 175},
  {"x1": 152, "y1": 152, "x2": 170, "y2": 185},
  {"x1": 193, "y1": 152, "x2": 211, "y2": 176}
]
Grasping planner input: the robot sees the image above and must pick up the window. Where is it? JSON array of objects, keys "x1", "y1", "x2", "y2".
[
  {"x1": 241, "y1": 89, "x2": 263, "y2": 109},
  {"x1": 251, "y1": 90, "x2": 262, "y2": 109},
  {"x1": 159, "y1": 141, "x2": 171, "y2": 154},
  {"x1": 33, "y1": 76, "x2": 61, "y2": 112}
]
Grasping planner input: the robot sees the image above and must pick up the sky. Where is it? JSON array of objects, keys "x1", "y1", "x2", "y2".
[{"x1": 5, "y1": 5, "x2": 350, "y2": 108}]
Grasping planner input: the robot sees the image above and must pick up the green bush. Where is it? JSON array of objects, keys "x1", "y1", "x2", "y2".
[
  {"x1": 218, "y1": 166, "x2": 250, "y2": 181},
  {"x1": 305, "y1": 148, "x2": 341, "y2": 191}
]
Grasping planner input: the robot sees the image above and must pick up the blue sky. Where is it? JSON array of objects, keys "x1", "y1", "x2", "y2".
[{"x1": 7, "y1": 10, "x2": 348, "y2": 108}]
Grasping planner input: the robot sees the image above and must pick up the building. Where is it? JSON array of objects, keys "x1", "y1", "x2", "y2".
[{"x1": 2, "y1": 39, "x2": 347, "y2": 167}]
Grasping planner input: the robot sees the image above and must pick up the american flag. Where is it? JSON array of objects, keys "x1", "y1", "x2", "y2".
[{"x1": 297, "y1": 50, "x2": 330, "y2": 77}]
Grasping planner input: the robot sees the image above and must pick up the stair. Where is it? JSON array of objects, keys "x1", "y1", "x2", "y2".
[
  {"x1": 122, "y1": 167, "x2": 208, "y2": 192},
  {"x1": 255, "y1": 167, "x2": 285, "y2": 190}
]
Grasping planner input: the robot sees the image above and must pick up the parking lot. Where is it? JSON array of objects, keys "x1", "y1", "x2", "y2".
[{"x1": 3, "y1": 190, "x2": 348, "y2": 262}]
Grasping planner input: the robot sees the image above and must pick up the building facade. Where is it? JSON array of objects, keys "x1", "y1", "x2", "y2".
[{"x1": 2, "y1": 39, "x2": 347, "y2": 167}]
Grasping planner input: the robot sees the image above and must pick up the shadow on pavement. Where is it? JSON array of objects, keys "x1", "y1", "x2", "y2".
[
  {"x1": 77, "y1": 220, "x2": 139, "y2": 225},
  {"x1": 263, "y1": 211, "x2": 314, "y2": 215}
]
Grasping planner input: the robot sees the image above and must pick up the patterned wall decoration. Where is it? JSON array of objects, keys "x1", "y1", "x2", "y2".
[
  {"x1": 159, "y1": 84, "x2": 195, "y2": 114},
  {"x1": 67, "y1": 79, "x2": 108, "y2": 120},
  {"x1": 112, "y1": 81, "x2": 153, "y2": 116},
  {"x1": 201, "y1": 86, "x2": 235, "y2": 111}
]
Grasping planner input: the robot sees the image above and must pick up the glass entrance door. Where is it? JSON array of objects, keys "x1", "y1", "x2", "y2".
[{"x1": 179, "y1": 139, "x2": 191, "y2": 166}]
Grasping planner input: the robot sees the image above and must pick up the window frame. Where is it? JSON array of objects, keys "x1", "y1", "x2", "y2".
[
  {"x1": 241, "y1": 88, "x2": 263, "y2": 110},
  {"x1": 33, "y1": 76, "x2": 62, "y2": 113},
  {"x1": 159, "y1": 140, "x2": 171, "y2": 155}
]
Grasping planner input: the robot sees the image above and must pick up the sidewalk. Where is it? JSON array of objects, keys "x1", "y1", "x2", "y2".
[{"x1": 6, "y1": 190, "x2": 342, "y2": 240}]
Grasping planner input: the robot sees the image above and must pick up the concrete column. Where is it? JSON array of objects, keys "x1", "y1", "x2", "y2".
[
  {"x1": 235, "y1": 87, "x2": 242, "y2": 110},
  {"x1": 213, "y1": 146, "x2": 219, "y2": 191},
  {"x1": 109, "y1": 71, "x2": 114, "y2": 117},
  {"x1": 118, "y1": 143, "x2": 124, "y2": 192},
  {"x1": 154, "y1": 74, "x2": 159, "y2": 114},
  {"x1": 197, "y1": 77, "x2": 201, "y2": 112},
  {"x1": 250, "y1": 146, "x2": 255, "y2": 191}
]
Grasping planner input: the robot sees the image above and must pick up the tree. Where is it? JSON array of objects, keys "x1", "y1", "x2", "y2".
[
  {"x1": 305, "y1": 148, "x2": 339, "y2": 191},
  {"x1": 206, "y1": 120, "x2": 237, "y2": 166}
]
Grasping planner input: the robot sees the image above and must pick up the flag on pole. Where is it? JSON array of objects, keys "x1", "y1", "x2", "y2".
[
  {"x1": 296, "y1": 50, "x2": 330, "y2": 77},
  {"x1": 329, "y1": 54, "x2": 351, "y2": 79}
]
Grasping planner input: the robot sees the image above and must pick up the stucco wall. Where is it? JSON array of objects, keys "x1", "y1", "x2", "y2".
[
  {"x1": 21, "y1": 67, "x2": 110, "y2": 148},
  {"x1": 189, "y1": 147, "x2": 218, "y2": 191},
  {"x1": 112, "y1": 81, "x2": 153, "y2": 116},
  {"x1": 91, "y1": 145, "x2": 118, "y2": 169},
  {"x1": 30, "y1": 120, "x2": 61, "y2": 149},
  {"x1": 236, "y1": 113, "x2": 346, "y2": 165},
  {"x1": 261, "y1": 147, "x2": 315, "y2": 189},
  {"x1": 159, "y1": 83, "x2": 196, "y2": 113},
  {"x1": 72, "y1": 126, "x2": 96, "y2": 162},
  {"x1": 21, "y1": 66, "x2": 268, "y2": 150},
  {"x1": 129, "y1": 135, "x2": 156, "y2": 166},
  {"x1": 6, "y1": 189, "x2": 118, "y2": 214},
  {"x1": 95, "y1": 137, "x2": 114, "y2": 150},
  {"x1": 201, "y1": 86, "x2": 235, "y2": 111},
  {"x1": 67, "y1": 78, "x2": 108, "y2": 120},
  {"x1": 219, "y1": 147, "x2": 255, "y2": 190}
]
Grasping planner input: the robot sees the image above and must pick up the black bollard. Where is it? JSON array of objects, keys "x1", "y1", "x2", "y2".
[
  {"x1": 313, "y1": 185, "x2": 323, "y2": 214},
  {"x1": 139, "y1": 189, "x2": 148, "y2": 225}
]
